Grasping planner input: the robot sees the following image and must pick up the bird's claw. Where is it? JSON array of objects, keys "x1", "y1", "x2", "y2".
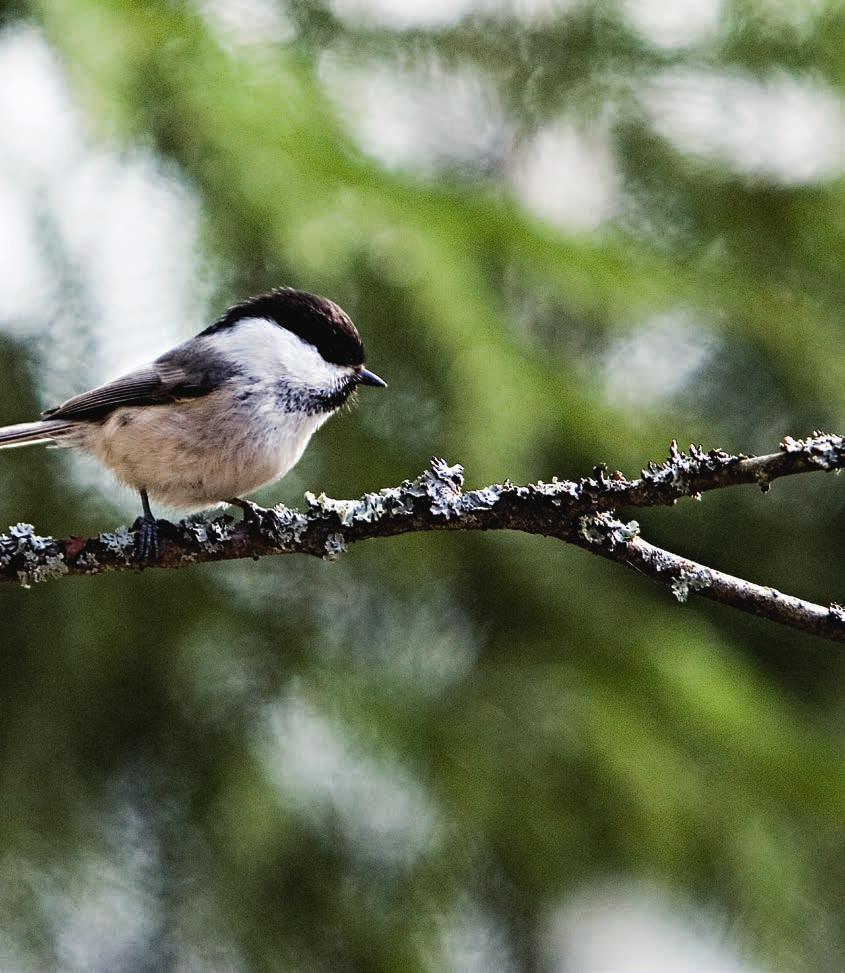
[
  {"x1": 135, "y1": 513, "x2": 160, "y2": 564},
  {"x1": 229, "y1": 498, "x2": 265, "y2": 528}
]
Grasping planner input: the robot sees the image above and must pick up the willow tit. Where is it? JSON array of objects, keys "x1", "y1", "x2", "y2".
[{"x1": 0, "y1": 288, "x2": 386, "y2": 560}]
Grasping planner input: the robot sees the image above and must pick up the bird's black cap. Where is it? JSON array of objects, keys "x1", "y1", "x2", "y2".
[{"x1": 202, "y1": 288, "x2": 365, "y2": 366}]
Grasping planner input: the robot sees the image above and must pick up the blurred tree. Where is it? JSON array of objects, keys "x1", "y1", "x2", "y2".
[{"x1": 0, "y1": 0, "x2": 842, "y2": 969}]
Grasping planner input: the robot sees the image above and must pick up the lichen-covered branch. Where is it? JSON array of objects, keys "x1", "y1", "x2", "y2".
[
  {"x1": 2, "y1": 432, "x2": 845, "y2": 643},
  {"x1": 559, "y1": 512, "x2": 845, "y2": 643}
]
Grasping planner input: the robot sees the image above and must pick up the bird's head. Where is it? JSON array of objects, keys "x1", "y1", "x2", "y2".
[{"x1": 202, "y1": 288, "x2": 386, "y2": 411}]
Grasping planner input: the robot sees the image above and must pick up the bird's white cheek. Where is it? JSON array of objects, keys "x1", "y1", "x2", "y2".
[{"x1": 211, "y1": 317, "x2": 351, "y2": 388}]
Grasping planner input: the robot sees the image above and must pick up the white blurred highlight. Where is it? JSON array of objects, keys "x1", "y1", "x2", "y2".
[
  {"x1": 329, "y1": 0, "x2": 581, "y2": 28},
  {"x1": 257, "y1": 691, "x2": 441, "y2": 868},
  {"x1": 195, "y1": 0, "x2": 295, "y2": 47},
  {"x1": 51, "y1": 804, "x2": 160, "y2": 973},
  {"x1": 330, "y1": 0, "x2": 477, "y2": 28},
  {"x1": 0, "y1": 25, "x2": 206, "y2": 513},
  {"x1": 546, "y1": 883, "x2": 767, "y2": 973},
  {"x1": 755, "y1": 0, "x2": 825, "y2": 37},
  {"x1": 510, "y1": 120, "x2": 619, "y2": 231},
  {"x1": 646, "y1": 69, "x2": 845, "y2": 185},
  {"x1": 326, "y1": 53, "x2": 621, "y2": 233},
  {"x1": 602, "y1": 311, "x2": 719, "y2": 409},
  {"x1": 438, "y1": 897, "x2": 517, "y2": 973},
  {"x1": 321, "y1": 56, "x2": 509, "y2": 175},
  {"x1": 623, "y1": 0, "x2": 723, "y2": 49},
  {"x1": 313, "y1": 580, "x2": 479, "y2": 695}
]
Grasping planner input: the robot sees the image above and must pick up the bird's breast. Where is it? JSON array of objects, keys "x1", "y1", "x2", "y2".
[{"x1": 92, "y1": 388, "x2": 330, "y2": 509}]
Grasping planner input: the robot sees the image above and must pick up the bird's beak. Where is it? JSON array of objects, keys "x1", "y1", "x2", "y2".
[{"x1": 357, "y1": 368, "x2": 387, "y2": 388}]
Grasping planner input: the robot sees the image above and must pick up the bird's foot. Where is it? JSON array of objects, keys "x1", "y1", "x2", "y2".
[
  {"x1": 228, "y1": 497, "x2": 266, "y2": 527},
  {"x1": 134, "y1": 512, "x2": 160, "y2": 564}
]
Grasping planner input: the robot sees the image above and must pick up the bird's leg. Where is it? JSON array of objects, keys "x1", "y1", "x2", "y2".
[
  {"x1": 228, "y1": 497, "x2": 265, "y2": 527},
  {"x1": 135, "y1": 489, "x2": 160, "y2": 563}
]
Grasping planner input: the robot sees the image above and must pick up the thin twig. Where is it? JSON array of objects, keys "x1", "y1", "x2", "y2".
[
  {"x1": 553, "y1": 513, "x2": 845, "y2": 643},
  {"x1": 1, "y1": 433, "x2": 843, "y2": 643}
]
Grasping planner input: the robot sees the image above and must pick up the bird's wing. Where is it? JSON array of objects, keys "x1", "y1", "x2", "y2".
[{"x1": 42, "y1": 352, "x2": 223, "y2": 422}]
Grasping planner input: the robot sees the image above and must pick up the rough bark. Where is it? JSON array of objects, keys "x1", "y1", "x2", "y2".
[{"x1": 2, "y1": 432, "x2": 844, "y2": 643}]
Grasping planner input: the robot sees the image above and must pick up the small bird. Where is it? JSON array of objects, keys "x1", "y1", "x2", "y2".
[{"x1": 0, "y1": 288, "x2": 386, "y2": 560}]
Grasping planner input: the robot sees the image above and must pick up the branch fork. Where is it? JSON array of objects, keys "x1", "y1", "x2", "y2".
[{"x1": 2, "y1": 433, "x2": 844, "y2": 643}]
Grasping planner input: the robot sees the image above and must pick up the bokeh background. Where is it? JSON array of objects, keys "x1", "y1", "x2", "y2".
[{"x1": 0, "y1": 0, "x2": 844, "y2": 970}]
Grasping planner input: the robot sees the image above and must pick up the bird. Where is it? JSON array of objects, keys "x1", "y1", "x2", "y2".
[{"x1": 0, "y1": 288, "x2": 387, "y2": 561}]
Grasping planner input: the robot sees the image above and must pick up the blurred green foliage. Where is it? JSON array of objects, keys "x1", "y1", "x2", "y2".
[{"x1": 0, "y1": 0, "x2": 844, "y2": 969}]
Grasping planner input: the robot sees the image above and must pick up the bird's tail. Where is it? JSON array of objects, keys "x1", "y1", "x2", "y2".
[{"x1": 0, "y1": 419, "x2": 74, "y2": 449}]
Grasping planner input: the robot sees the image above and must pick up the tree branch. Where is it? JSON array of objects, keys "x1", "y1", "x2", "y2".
[
  {"x1": 558, "y1": 514, "x2": 845, "y2": 643},
  {"x1": 2, "y1": 432, "x2": 844, "y2": 642}
]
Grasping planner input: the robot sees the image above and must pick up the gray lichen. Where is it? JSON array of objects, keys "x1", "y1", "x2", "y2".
[
  {"x1": 303, "y1": 458, "x2": 603, "y2": 534},
  {"x1": 0, "y1": 435, "x2": 842, "y2": 621},
  {"x1": 8, "y1": 523, "x2": 50, "y2": 550},
  {"x1": 637, "y1": 440, "x2": 740, "y2": 498},
  {"x1": 305, "y1": 492, "x2": 359, "y2": 526},
  {"x1": 18, "y1": 552, "x2": 68, "y2": 588},
  {"x1": 670, "y1": 566, "x2": 713, "y2": 604},
  {"x1": 579, "y1": 512, "x2": 640, "y2": 547},
  {"x1": 305, "y1": 485, "x2": 419, "y2": 525},
  {"x1": 531, "y1": 478, "x2": 581, "y2": 506},
  {"x1": 0, "y1": 523, "x2": 67, "y2": 587},
  {"x1": 421, "y1": 458, "x2": 465, "y2": 519},
  {"x1": 182, "y1": 515, "x2": 235, "y2": 552},
  {"x1": 462, "y1": 485, "x2": 503, "y2": 510},
  {"x1": 781, "y1": 432, "x2": 845, "y2": 471},
  {"x1": 99, "y1": 526, "x2": 136, "y2": 557},
  {"x1": 0, "y1": 525, "x2": 65, "y2": 586},
  {"x1": 579, "y1": 517, "x2": 607, "y2": 545},
  {"x1": 828, "y1": 602, "x2": 845, "y2": 624},
  {"x1": 74, "y1": 550, "x2": 101, "y2": 572},
  {"x1": 323, "y1": 532, "x2": 347, "y2": 561},
  {"x1": 613, "y1": 519, "x2": 640, "y2": 543},
  {"x1": 306, "y1": 457, "x2": 472, "y2": 526},
  {"x1": 359, "y1": 488, "x2": 415, "y2": 519},
  {"x1": 645, "y1": 549, "x2": 677, "y2": 576},
  {"x1": 265, "y1": 505, "x2": 309, "y2": 548}
]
